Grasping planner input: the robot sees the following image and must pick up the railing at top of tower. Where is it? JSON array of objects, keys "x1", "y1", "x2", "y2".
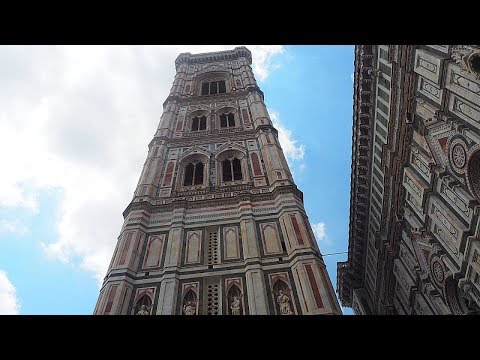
[{"x1": 175, "y1": 47, "x2": 252, "y2": 70}]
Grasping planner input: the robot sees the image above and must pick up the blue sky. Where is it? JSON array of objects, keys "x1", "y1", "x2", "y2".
[{"x1": 0, "y1": 45, "x2": 354, "y2": 315}]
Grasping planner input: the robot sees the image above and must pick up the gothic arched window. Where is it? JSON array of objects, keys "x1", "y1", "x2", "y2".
[
  {"x1": 220, "y1": 112, "x2": 235, "y2": 128},
  {"x1": 184, "y1": 162, "x2": 204, "y2": 186},
  {"x1": 191, "y1": 115, "x2": 207, "y2": 131},
  {"x1": 222, "y1": 158, "x2": 242, "y2": 182}
]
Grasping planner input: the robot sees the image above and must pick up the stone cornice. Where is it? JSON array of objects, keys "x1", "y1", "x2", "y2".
[
  {"x1": 337, "y1": 45, "x2": 377, "y2": 307},
  {"x1": 149, "y1": 125, "x2": 279, "y2": 149},
  {"x1": 380, "y1": 45, "x2": 416, "y2": 313},
  {"x1": 123, "y1": 184, "x2": 304, "y2": 218},
  {"x1": 175, "y1": 47, "x2": 252, "y2": 70},
  {"x1": 163, "y1": 85, "x2": 264, "y2": 108}
]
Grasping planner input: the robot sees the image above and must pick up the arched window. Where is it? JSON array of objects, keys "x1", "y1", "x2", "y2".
[
  {"x1": 222, "y1": 158, "x2": 242, "y2": 182},
  {"x1": 220, "y1": 113, "x2": 235, "y2": 128},
  {"x1": 191, "y1": 115, "x2": 207, "y2": 131},
  {"x1": 183, "y1": 162, "x2": 204, "y2": 186}
]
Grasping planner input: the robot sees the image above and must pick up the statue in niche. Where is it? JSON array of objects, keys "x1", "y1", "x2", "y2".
[
  {"x1": 183, "y1": 299, "x2": 197, "y2": 315},
  {"x1": 230, "y1": 296, "x2": 241, "y2": 315},
  {"x1": 277, "y1": 289, "x2": 293, "y2": 315},
  {"x1": 136, "y1": 304, "x2": 150, "y2": 315},
  {"x1": 133, "y1": 294, "x2": 152, "y2": 315}
]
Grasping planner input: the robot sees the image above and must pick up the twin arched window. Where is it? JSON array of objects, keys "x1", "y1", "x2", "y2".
[
  {"x1": 179, "y1": 154, "x2": 244, "y2": 189},
  {"x1": 220, "y1": 113, "x2": 235, "y2": 128},
  {"x1": 222, "y1": 158, "x2": 242, "y2": 182},
  {"x1": 191, "y1": 116, "x2": 207, "y2": 131},
  {"x1": 190, "y1": 112, "x2": 235, "y2": 132},
  {"x1": 184, "y1": 162, "x2": 204, "y2": 186}
]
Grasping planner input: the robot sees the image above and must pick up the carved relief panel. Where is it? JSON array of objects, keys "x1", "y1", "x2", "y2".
[
  {"x1": 448, "y1": 92, "x2": 480, "y2": 129},
  {"x1": 428, "y1": 196, "x2": 468, "y2": 261},
  {"x1": 418, "y1": 75, "x2": 443, "y2": 104},
  {"x1": 445, "y1": 63, "x2": 480, "y2": 105},
  {"x1": 414, "y1": 49, "x2": 445, "y2": 84}
]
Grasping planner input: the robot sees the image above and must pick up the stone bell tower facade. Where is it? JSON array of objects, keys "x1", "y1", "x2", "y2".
[{"x1": 94, "y1": 47, "x2": 341, "y2": 315}]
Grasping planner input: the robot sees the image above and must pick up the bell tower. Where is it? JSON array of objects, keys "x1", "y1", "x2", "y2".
[{"x1": 94, "y1": 47, "x2": 342, "y2": 315}]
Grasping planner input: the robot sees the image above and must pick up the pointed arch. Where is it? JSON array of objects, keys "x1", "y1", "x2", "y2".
[
  {"x1": 143, "y1": 235, "x2": 165, "y2": 269},
  {"x1": 216, "y1": 106, "x2": 238, "y2": 129},
  {"x1": 133, "y1": 294, "x2": 153, "y2": 315},
  {"x1": 186, "y1": 109, "x2": 210, "y2": 132},
  {"x1": 176, "y1": 150, "x2": 210, "y2": 190},
  {"x1": 194, "y1": 70, "x2": 231, "y2": 96},
  {"x1": 215, "y1": 147, "x2": 249, "y2": 186}
]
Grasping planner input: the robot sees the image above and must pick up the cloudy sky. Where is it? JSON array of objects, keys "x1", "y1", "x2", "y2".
[{"x1": 0, "y1": 45, "x2": 354, "y2": 315}]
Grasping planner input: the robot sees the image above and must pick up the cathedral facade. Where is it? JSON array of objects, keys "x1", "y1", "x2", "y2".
[
  {"x1": 338, "y1": 45, "x2": 480, "y2": 315},
  {"x1": 94, "y1": 47, "x2": 341, "y2": 315}
]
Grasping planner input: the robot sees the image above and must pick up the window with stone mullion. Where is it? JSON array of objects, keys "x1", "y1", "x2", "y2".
[
  {"x1": 201, "y1": 80, "x2": 226, "y2": 96},
  {"x1": 220, "y1": 113, "x2": 235, "y2": 128},
  {"x1": 222, "y1": 158, "x2": 242, "y2": 182},
  {"x1": 191, "y1": 116, "x2": 207, "y2": 131},
  {"x1": 184, "y1": 162, "x2": 204, "y2": 186}
]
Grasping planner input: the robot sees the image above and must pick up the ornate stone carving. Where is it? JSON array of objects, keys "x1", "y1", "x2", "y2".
[
  {"x1": 136, "y1": 305, "x2": 150, "y2": 315},
  {"x1": 431, "y1": 258, "x2": 445, "y2": 284},
  {"x1": 183, "y1": 300, "x2": 197, "y2": 315},
  {"x1": 452, "y1": 144, "x2": 467, "y2": 169},
  {"x1": 230, "y1": 296, "x2": 241, "y2": 315},
  {"x1": 277, "y1": 289, "x2": 293, "y2": 315},
  {"x1": 451, "y1": 45, "x2": 480, "y2": 79}
]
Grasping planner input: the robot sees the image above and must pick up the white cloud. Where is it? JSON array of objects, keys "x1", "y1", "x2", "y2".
[
  {"x1": 0, "y1": 45, "x2": 285, "y2": 286},
  {"x1": 0, "y1": 270, "x2": 20, "y2": 314},
  {"x1": 268, "y1": 110, "x2": 306, "y2": 170},
  {"x1": 312, "y1": 221, "x2": 327, "y2": 242},
  {"x1": 250, "y1": 45, "x2": 285, "y2": 81},
  {"x1": 351, "y1": 72, "x2": 354, "y2": 82},
  {"x1": 0, "y1": 219, "x2": 28, "y2": 235}
]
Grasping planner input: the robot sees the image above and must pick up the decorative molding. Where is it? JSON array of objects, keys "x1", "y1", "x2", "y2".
[{"x1": 451, "y1": 45, "x2": 480, "y2": 80}]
